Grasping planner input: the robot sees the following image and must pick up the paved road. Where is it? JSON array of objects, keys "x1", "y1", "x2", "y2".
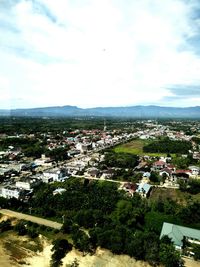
[
  {"x1": 73, "y1": 174, "x2": 126, "y2": 185},
  {"x1": 0, "y1": 209, "x2": 62, "y2": 230}
]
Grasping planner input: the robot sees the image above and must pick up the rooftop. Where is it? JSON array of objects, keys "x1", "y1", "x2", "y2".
[
  {"x1": 136, "y1": 183, "x2": 152, "y2": 194},
  {"x1": 160, "y1": 222, "x2": 200, "y2": 247},
  {"x1": 154, "y1": 160, "x2": 166, "y2": 166}
]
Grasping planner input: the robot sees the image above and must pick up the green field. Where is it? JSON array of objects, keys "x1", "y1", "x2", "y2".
[
  {"x1": 150, "y1": 187, "x2": 200, "y2": 205},
  {"x1": 113, "y1": 139, "x2": 169, "y2": 157}
]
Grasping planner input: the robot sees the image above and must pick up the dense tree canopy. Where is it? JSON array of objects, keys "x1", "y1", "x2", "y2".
[
  {"x1": 51, "y1": 239, "x2": 72, "y2": 267},
  {"x1": 143, "y1": 138, "x2": 192, "y2": 154},
  {"x1": 103, "y1": 151, "x2": 139, "y2": 168},
  {"x1": 2, "y1": 178, "x2": 199, "y2": 266}
]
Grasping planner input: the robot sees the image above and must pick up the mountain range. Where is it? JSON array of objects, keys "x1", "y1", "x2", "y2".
[{"x1": 1, "y1": 105, "x2": 200, "y2": 118}]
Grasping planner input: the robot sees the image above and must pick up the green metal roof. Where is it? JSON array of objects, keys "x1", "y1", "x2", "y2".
[{"x1": 160, "y1": 222, "x2": 200, "y2": 247}]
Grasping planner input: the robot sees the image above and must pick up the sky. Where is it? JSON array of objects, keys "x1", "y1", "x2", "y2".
[{"x1": 1, "y1": 0, "x2": 200, "y2": 109}]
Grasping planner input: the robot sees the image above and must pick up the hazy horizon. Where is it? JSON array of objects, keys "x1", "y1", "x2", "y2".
[
  {"x1": 2, "y1": 103, "x2": 200, "y2": 111},
  {"x1": 1, "y1": 0, "x2": 200, "y2": 109}
]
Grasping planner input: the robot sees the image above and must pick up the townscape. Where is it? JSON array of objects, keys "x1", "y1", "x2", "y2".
[
  {"x1": 1, "y1": 117, "x2": 200, "y2": 267},
  {"x1": 1, "y1": 118, "x2": 200, "y2": 200},
  {"x1": 3, "y1": 0, "x2": 200, "y2": 265}
]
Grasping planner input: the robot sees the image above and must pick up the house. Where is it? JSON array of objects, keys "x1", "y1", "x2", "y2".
[
  {"x1": 43, "y1": 168, "x2": 69, "y2": 182},
  {"x1": 1, "y1": 167, "x2": 19, "y2": 178},
  {"x1": 136, "y1": 183, "x2": 152, "y2": 198},
  {"x1": 53, "y1": 188, "x2": 66, "y2": 195},
  {"x1": 34, "y1": 154, "x2": 53, "y2": 167},
  {"x1": 42, "y1": 176, "x2": 53, "y2": 183},
  {"x1": 122, "y1": 182, "x2": 138, "y2": 196},
  {"x1": 0, "y1": 186, "x2": 23, "y2": 199},
  {"x1": 21, "y1": 163, "x2": 35, "y2": 171},
  {"x1": 175, "y1": 170, "x2": 192, "y2": 179},
  {"x1": 159, "y1": 168, "x2": 173, "y2": 177},
  {"x1": 76, "y1": 143, "x2": 91, "y2": 153},
  {"x1": 143, "y1": 172, "x2": 151, "y2": 178},
  {"x1": 141, "y1": 172, "x2": 151, "y2": 183},
  {"x1": 160, "y1": 222, "x2": 200, "y2": 250},
  {"x1": 67, "y1": 150, "x2": 80, "y2": 157},
  {"x1": 193, "y1": 152, "x2": 200, "y2": 160},
  {"x1": 153, "y1": 161, "x2": 167, "y2": 170},
  {"x1": 139, "y1": 135, "x2": 150, "y2": 140},
  {"x1": 66, "y1": 161, "x2": 85, "y2": 174},
  {"x1": 16, "y1": 178, "x2": 41, "y2": 190},
  {"x1": 135, "y1": 161, "x2": 150, "y2": 171},
  {"x1": 167, "y1": 164, "x2": 176, "y2": 171},
  {"x1": 86, "y1": 167, "x2": 99, "y2": 177},
  {"x1": 188, "y1": 166, "x2": 200, "y2": 176},
  {"x1": 8, "y1": 146, "x2": 22, "y2": 156},
  {"x1": 101, "y1": 169, "x2": 115, "y2": 179},
  {"x1": 0, "y1": 151, "x2": 7, "y2": 159}
]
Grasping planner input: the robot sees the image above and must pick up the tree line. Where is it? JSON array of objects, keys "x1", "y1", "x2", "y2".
[
  {"x1": 143, "y1": 139, "x2": 192, "y2": 154},
  {"x1": 1, "y1": 178, "x2": 200, "y2": 266}
]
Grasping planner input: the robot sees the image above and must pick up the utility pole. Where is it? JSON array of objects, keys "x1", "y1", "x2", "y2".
[
  {"x1": 29, "y1": 207, "x2": 32, "y2": 215},
  {"x1": 104, "y1": 119, "x2": 107, "y2": 132}
]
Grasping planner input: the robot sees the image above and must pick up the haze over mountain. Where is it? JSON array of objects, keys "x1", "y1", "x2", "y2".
[{"x1": 1, "y1": 105, "x2": 200, "y2": 118}]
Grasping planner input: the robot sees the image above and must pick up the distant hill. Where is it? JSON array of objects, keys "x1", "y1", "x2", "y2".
[{"x1": 1, "y1": 105, "x2": 200, "y2": 118}]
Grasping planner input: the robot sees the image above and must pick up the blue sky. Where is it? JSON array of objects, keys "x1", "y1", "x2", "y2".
[{"x1": 1, "y1": 0, "x2": 200, "y2": 109}]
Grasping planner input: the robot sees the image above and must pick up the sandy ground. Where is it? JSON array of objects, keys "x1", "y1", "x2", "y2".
[
  {"x1": 0, "y1": 215, "x2": 18, "y2": 266},
  {"x1": 22, "y1": 238, "x2": 52, "y2": 267},
  {"x1": 24, "y1": 245, "x2": 153, "y2": 267},
  {"x1": 0, "y1": 220, "x2": 199, "y2": 267},
  {"x1": 0, "y1": 214, "x2": 9, "y2": 223},
  {"x1": 62, "y1": 248, "x2": 154, "y2": 267},
  {"x1": 0, "y1": 245, "x2": 16, "y2": 267},
  {"x1": 184, "y1": 258, "x2": 200, "y2": 267},
  {"x1": 16, "y1": 244, "x2": 200, "y2": 267},
  {"x1": 0, "y1": 214, "x2": 153, "y2": 267}
]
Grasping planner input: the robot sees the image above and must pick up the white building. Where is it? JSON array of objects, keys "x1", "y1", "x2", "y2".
[
  {"x1": 189, "y1": 166, "x2": 200, "y2": 176},
  {"x1": 0, "y1": 186, "x2": 22, "y2": 199},
  {"x1": 43, "y1": 168, "x2": 68, "y2": 182},
  {"x1": 42, "y1": 176, "x2": 53, "y2": 183},
  {"x1": 16, "y1": 178, "x2": 41, "y2": 190},
  {"x1": 34, "y1": 154, "x2": 53, "y2": 167},
  {"x1": 75, "y1": 143, "x2": 91, "y2": 153},
  {"x1": 53, "y1": 188, "x2": 66, "y2": 195}
]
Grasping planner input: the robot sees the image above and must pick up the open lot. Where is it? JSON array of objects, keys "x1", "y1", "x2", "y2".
[
  {"x1": 113, "y1": 139, "x2": 168, "y2": 157},
  {"x1": 150, "y1": 187, "x2": 200, "y2": 205}
]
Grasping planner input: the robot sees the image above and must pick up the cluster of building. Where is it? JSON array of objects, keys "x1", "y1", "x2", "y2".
[
  {"x1": 1, "y1": 120, "x2": 200, "y2": 201},
  {"x1": 152, "y1": 159, "x2": 200, "y2": 184},
  {"x1": 121, "y1": 182, "x2": 152, "y2": 198},
  {"x1": 0, "y1": 126, "x2": 136, "y2": 200},
  {"x1": 1, "y1": 120, "x2": 200, "y2": 262},
  {"x1": 140, "y1": 121, "x2": 197, "y2": 144},
  {"x1": 0, "y1": 166, "x2": 70, "y2": 200}
]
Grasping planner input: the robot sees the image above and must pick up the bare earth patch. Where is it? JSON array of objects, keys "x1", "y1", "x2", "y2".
[
  {"x1": 184, "y1": 258, "x2": 200, "y2": 267},
  {"x1": 25, "y1": 246, "x2": 155, "y2": 267},
  {"x1": 0, "y1": 232, "x2": 45, "y2": 267},
  {"x1": 1, "y1": 231, "x2": 198, "y2": 267},
  {"x1": 62, "y1": 248, "x2": 154, "y2": 267}
]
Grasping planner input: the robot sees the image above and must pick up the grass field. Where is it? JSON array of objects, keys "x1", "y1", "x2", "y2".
[
  {"x1": 113, "y1": 139, "x2": 168, "y2": 157},
  {"x1": 150, "y1": 187, "x2": 200, "y2": 205}
]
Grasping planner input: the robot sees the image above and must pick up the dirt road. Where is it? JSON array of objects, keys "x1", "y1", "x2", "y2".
[{"x1": 0, "y1": 209, "x2": 62, "y2": 229}]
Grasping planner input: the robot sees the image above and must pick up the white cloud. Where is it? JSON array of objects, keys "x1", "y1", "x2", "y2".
[
  {"x1": 0, "y1": 0, "x2": 200, "y2": 108},
  {"x1": 0, "y1": 76, "x2": 11, "y2": 109}
]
